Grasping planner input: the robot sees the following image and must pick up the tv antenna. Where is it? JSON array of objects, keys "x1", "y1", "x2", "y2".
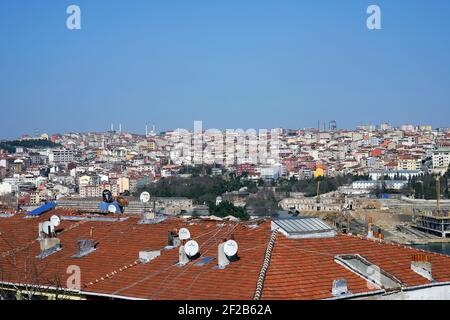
[
  {"x1": 50, "y1": 215, "x2": 61, "y2": 227},
  {"x1": 108, "y1": 204, "x2": 117, "y2": 213},
  {"x1": 140, "y1": 191, "x2": 151, "y2": 203},
  {"x1": 178, "y1": 228, "x2": 191, "y2": 241},
  {"x1": 184, "y1": 240, "x2": 199, "y2": 257},
  {"x1": 223, "y1": 240, "x2": 238, "y2": 257}
]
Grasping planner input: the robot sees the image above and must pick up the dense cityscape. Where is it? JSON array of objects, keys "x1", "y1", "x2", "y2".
[
  {"x1": 2, "y1": 0, "x2": 450, "y2": 307},
  {"x1": 1, "y1": 123, "x2": 449, "y2": 214},
  {"x1": 1, "y1": 123, "x2": 450, "y2": 301}
]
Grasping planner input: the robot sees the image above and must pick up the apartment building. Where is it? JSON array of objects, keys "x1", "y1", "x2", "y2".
[
  {"x1": 397, "y1": 155, "x2": 422, "y2": 171},
  {"x1": 49, "y1": 149, "x2": 75, "y2": 164},
  {"x1": 433, "y1": 148, "x2": 450, "y2": 169}
]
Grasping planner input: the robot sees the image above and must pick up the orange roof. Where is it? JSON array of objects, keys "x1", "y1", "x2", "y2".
[{"x1": 2, "y1": 210, "x2": 450, "y2": 300}]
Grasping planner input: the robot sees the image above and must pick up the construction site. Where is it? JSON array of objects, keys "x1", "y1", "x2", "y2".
[{"x1": 282, "y1": 178, "x2": 450, "y2": 250}]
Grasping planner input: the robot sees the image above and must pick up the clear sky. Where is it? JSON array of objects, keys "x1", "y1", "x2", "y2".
[{"x1": 1, "y1": 0, "x2": 449, "y2": 138}]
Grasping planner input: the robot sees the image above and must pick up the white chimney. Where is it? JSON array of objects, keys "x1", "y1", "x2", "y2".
[
  {"x1": 179, "y1": 245, "x2": 189, "y2": 266},
  {"x1": 139, "y1": 250, "x2": 161, "y2": 264},
  {"x1": 218, "y1": 242, "x2": 230, "y2": 269}
]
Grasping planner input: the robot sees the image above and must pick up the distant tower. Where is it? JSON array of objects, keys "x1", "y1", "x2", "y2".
[
  {"x1": 145, "y1": 124, "x2": 148, "y2": 137},
  {"x1": 111, "y1": 123, "x2": 114, "y2": 132},
  {"x1": 119, "y1": 123, "x2": 122, "y2": 133},
  {"x1": 329, "y1": 120, "x2": 337, "y2": 131}
]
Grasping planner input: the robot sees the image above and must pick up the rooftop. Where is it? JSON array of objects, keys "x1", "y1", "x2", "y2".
[{"x1": 1, "y1": 210, "x2": 450, "y2": 300}]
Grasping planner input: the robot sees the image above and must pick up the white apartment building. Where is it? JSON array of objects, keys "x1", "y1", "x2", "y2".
[
  {"x1": 49, "y1": 149, "x2": 75, "y2": 164},
  {"x1": 352, "y1": 180, "x2": 408, "y2": 190},
  {"x1": 432, "y1": 148, "x2": 450, "y2": 169},
  {"x1": 79, "y1": 184, "x2": 118, "y2": 198}
]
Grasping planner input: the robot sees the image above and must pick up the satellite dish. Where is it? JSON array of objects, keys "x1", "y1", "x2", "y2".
[
  {"x1": 108, "y1": 204, "x2": 117, "y2": 213},
  {"x1": 140, "y1": 192, "x2": 151, "y2": 203},
  {"x1": 178, "y1": 228, "x2": 191, "y2": 240},
  {"x1": 184, "y1": 240, "x2": 199, "y2": 257},
  {"x1": 41, "y1": 221, "x2": 54, "y2": 235},
  {"x1": 50, "y1": 215, "x2": 60, "y2": 227},
  {"x1": 224, "y1": 240, "x2": 238, "y2": 257}
]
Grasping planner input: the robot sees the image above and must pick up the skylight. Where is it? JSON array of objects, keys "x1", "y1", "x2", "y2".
[
  {"x1": 272, "y1": 217, "x2": 337, "y2": 239},
  {"x1": 335, "y1": 254, "x2": 402, "y2": 290}
]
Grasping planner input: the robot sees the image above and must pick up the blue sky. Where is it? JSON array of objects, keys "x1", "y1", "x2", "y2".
[{"x1": 1, "y1": 0, "x2": 449, "y2": 138}]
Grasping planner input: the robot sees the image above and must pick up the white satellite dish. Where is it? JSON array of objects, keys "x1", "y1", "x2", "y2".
[
  {"x1": 224, "y1": 240, "x2": 238, "y2": 257},
  {"x1": 108, "y1": 204, "x2": 117, "y2": 213},
  {"x1": 178, "y1": 228, "x2": 191, "y2": 240},
  {"x1": 50, "y1": 215, "x2": 60, "y2": 227},
  {"x1": 184, "y1": 240, "x2": 199, "y2": 257},
  {"x1": 140, "y1": 191, "x2": 151, "y2": 203},
  {"x1": 41, "y1": 221, "x2": 54, "y2": 235}
]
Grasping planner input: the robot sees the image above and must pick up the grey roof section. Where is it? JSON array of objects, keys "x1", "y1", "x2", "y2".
[{"x1": 272, "y1": 217, "x2": 337, "y2": 239}]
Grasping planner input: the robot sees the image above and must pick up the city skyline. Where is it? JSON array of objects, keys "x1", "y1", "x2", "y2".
[{"x1": 1, "y1": 0, "x2": 450, "y2": 138}]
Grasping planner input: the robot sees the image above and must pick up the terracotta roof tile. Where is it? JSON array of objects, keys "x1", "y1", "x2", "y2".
[{"x1": 2, "y1": 210, "x2": 450, "y2": 300}]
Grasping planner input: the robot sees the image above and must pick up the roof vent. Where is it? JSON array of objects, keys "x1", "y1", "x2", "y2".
[
  {"x1": 139, "y1": 250, "x2": 161, "y2": 263},
  {"x1": 332, "y1": 279, "x2": 349, "y2": 297},
  {"x1": 411, "y1": 254, "x2": 433, "y2": 281},
  {"x1": 73, "y1": 239, "x2": 97, "y2": 258}
]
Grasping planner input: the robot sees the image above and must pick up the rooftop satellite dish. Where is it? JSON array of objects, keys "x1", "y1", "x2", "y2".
[
  {"x1": 108, "y1": 204, "x2": 117, "y2": 213},
  {"x1": 41, "y1": 221, "x2": 54, "y2": 235},
  {"x1": 178, "y1": 228, "x2": 191, "y2": 240},
  {"x1": 184, "y1": 240, "x2": 199, "y2": 257},
  {"x1": 224, "y1": 240, "x2": 238, "y2": 257},
  {"x1": 50, "y1": 215, "x2": 60, "y2": 227},
  {"x1": 140, "y1": 191, "x2": 151, "y2": 203}
]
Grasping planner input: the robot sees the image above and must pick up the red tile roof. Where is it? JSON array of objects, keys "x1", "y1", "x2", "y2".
[{"x1": 2, "y1": 210, "x2": 450, "y2": 300}]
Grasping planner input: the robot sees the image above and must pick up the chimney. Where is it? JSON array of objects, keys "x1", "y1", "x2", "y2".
[
  {"x1": 168, "y1": 229, "x2": 180, "y2": 247},
  {"x1": 37, "y1": 238, "x2": 61, "y2": 259},
  {"x1": 218, "y1": 239, "x2": 230, "y2": 269},
  {"x1": 332, "y1": 279, "x2": 349, "y2": 296},
  {"x1": 178, "y1": 241, "x2": 189, "y2": 266},
  {"x1": 367, "y1": 217, "x2": 374, "y2": 239},
  {"x1": 411, "y1": 254, "x2": 433, "y2": 281}
]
